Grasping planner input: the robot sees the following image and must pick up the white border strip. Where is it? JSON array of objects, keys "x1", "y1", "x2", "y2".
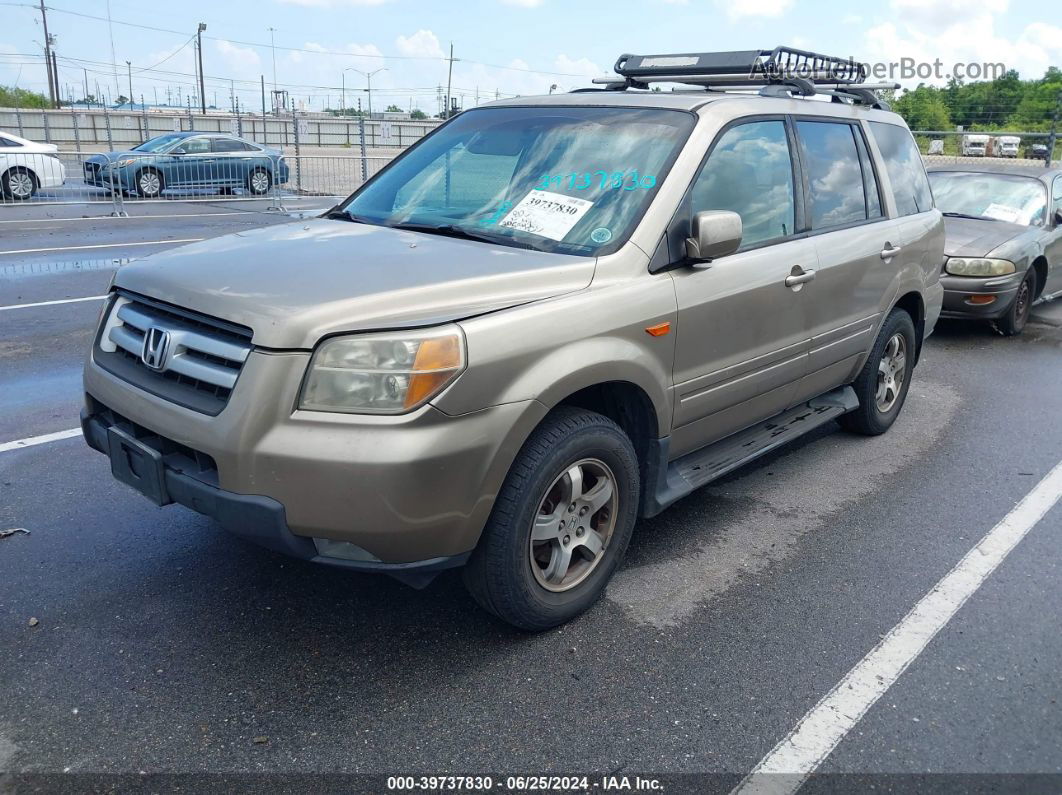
[
  {"x1": 734, "y1": 459, "x2": 1062, "y2": 795},
  {"x1": 0, "y1": 238, "x2": 202, "y2": 256},
  {"x1": 0, "y1": 428, "x2": 83, "y2": 454},
  {"x1": 0, "y1": 295, "x2": 106, "y2": 311}
]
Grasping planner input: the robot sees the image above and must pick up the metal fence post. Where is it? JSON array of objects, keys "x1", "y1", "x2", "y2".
[
  {"x1": 1046, "y1": 90, "x2": 1061, "y2": 167},
  {"x1": 358, "y1": 116, "x2": 368, "y2": 183},
  {"x1": 14, "y1": 103, "x2": 24, "y2": 137},
  {"x1": 42, "y1": 110, "x2": 51, "y2": 144},
  {"x1": 109, "y1": 159, "x2": 127, "y2": 217},
  {"x1": 103, "y1": 105, "x2": 114, "y2": 150},
  {"x1": 72, "y1": 109, "x2": 81, "y2": 154},
  {"x1": 292, "y1": 99, "x2": 302, "y2": 194}
]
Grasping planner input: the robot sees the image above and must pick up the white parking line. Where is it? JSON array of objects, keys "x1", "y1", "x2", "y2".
[
  {"x1": 0, "y1": 238, "x2": 203, "y2": 256},
  {"x1": 0, "y1": 428, "x2": 83, "y2": 454},
  {"x1": 0, "y1": 295, "x2": 106, "y2": 311},
  {"x1": 734, "y1": 459, "x2": 1062, "y2": 795}
]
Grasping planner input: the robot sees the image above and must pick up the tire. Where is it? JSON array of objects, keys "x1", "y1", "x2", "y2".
[
  {"x1": 247, "y1": 168, "x2": 272, "y2": 195},
  {"x1": 839, "y1": 308, "x2": 917, "y2": 436},
  {"x1": 2, "y1": 167, "x2": 38, "y2": 200},
  {"x1": 463, "y1": 406, "x2": 640, "y2": 631},
  {"x1": 134, "y1": 168, "x2": 163, "y2": 198},
  {"x1": 993, "y1": 268, "x2": 1036, "y2": 337}
]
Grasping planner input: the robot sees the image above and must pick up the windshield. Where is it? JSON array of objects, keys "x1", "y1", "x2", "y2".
[
  {"x1": 338, "y1": 106, "x2": 696, "y2": 255},
  {"x1": 929, "y1": 171, "x2": 1047, "y2": 226},
  {"x1": 132, "y1": 134, "x2": 186, "y2": 153}
]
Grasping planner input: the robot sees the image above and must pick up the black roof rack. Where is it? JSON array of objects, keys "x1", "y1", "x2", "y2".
[{"x1": 587, "y1": 46, "x2": 898, "y2": 109}]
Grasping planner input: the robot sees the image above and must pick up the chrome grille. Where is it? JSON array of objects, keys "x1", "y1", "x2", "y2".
[{"x1": 95, "y1": 291, "x2": 252, "y2": 415}]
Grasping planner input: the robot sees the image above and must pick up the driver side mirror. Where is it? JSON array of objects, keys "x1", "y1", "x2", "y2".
[
  {"x1": 1055, "y1": 207, "x2": 1062, "y2": 227},
  {"x1": 172, "y1": 147, "x2": 186, "y2": 155},
  {"x1": 685, "y1": 210, "x2": 742, "y2": 264}
]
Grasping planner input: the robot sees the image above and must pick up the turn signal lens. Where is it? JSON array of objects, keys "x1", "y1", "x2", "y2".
[
  {"x1": 967, "y1": 294, "x2": 997, "y2": 305},
  {"x1": 300, "y1": 326, "x2": 465, "y2": 414},
  {"x1": 945, "y1": 257, "x2": 1016, "y2": 277}
]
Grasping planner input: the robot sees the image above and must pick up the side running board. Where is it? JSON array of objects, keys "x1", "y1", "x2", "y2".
[{"x1": 643, "y1": 386, "x2": 858, "y2": 516}]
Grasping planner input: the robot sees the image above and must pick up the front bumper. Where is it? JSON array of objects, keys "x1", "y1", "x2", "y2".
[
  {"x1": 83, "y1": 345, "x2": 547, "y2": 567},
  {"x1": 939, "y1": 272, "x2": 1022, "y2": 320}
]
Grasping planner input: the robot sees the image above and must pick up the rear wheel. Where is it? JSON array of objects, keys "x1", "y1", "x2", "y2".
[
  {"x1": 463, "y1": 407, "x2": 639, "y2": 631},
  {"x1": 993, "y1": 268, "x2": 1036, "y2": 337},
  {"x1": 2, "y1": 167, "x2": 37, "y2": 200},
  {"x1": 247, "y1": 168, "x2": 272, "y2": 195},
  {"x1": 134, "y1": 168, "x2": 163, "y2": 198},
  {"x1": 839, "y1": 308, "x2": 917, "y2": 436}
]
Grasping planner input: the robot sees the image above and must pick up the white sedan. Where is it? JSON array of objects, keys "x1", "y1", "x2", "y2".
[{"x1": 1, "y1": 131, "x2": 66, "y2": 200}]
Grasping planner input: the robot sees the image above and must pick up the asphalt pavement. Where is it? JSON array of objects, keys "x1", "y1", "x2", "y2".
[{"x1": 1, "y1": 203, "x2": 1061, "y2": 792}]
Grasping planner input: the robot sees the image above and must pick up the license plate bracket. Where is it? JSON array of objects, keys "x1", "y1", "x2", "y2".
[{"x1": 107, "y1": 426, "x2": 171, "y2": 506}]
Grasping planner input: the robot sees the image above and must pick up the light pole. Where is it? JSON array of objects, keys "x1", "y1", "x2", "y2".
[
  {"x1": 348, "y1": 67, "x2": 386, "y2": 120},
  {"x1": 268, "y1": 27, "x2": 278, "y2": 114},
  {"x1": 125, "y1": 60, "x2": 132, "y2": 107},
  {"x1": 196, "y1": 23, "x2": 207, "y2": 114}
]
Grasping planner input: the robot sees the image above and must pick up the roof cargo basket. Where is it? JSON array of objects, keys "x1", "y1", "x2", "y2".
[{"x1": 589, "y1": 46, "x2": 897, "y2": 109}]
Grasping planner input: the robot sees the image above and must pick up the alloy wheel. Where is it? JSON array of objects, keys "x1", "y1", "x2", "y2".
[
  {"x1": 529, "y1": 458, "x2": 618, "y2": 592},
  {"x1": 875, "y1": 333, "x2": 907, "y2": 413},
  {"x1": 138, "y1": 171, "x2": 161, "y2": 196},
  {"x1": 9, "y1": 171, "x2": 34, "y2": 199}
]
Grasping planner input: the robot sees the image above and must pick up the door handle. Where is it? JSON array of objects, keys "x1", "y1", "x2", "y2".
[
  {"x1": 785, "y1": 268, "x2": 816, "y2": 289},
  {"x1": 880, "y1": 244, "x2": 902, "y2": 259}
]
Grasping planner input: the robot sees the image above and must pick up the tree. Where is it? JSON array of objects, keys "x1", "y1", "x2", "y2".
[
  {"x1": 410, "y1": 108, "x2": 427, "y2": 120},
  {"x1": 894, "y1": 85, "x2": 952, "y2": 131},
  {"x1": 385, "y1": 104, "x2": 403, "y2": 113},
  {"x1": 0, "y1": 86, "x2": 49, "y2": 108}
]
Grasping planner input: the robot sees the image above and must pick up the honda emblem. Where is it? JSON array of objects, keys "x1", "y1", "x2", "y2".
[{"x1": 141, "y1": 327, "x2": 171, "y2": 371}]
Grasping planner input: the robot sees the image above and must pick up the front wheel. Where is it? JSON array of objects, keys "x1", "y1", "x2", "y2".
[
  {"x1": 839, "y1": 308, "x2": 917, "y2": 436},
  {"x1": 993, "y1": 268, "x2": 1036, "y2": 337},
  {"x1": 2, "y1": 167, "x2": 37, "y2": 200},
  {"x1": 463, "y1": 407, "x2": 640, "y2": 631},
  {"x1": 134, "y1": 168, "x2": 163, "y2": 198}
]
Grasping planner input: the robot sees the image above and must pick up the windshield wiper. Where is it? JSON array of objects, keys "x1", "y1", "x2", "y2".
[
  {"x1": 942, "y1": 211, "x2": 994, "y2": 221},
  {"x1": 322, "y1": 208, "x2": 373, "y2": 223},
  {"x1": 388, "y1": 222, "x2": 537, "y2": 250}
]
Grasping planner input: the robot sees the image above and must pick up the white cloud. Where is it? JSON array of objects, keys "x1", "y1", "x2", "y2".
[
  {"x1": 215, "y1": 40, "x2": 262, "y2": 74},
  {"x1": 722, "y1": 0, "x2": 793, "y2": 19},
  {"x1": 864, "y1": 1, "x2": 1062, "y2": 86},
  {"x1": 500, "y1": 0, "x2": 545, "y2": 6},
  {"x1": 395, "y1": 29, "x2": 446, "y2": 60}
]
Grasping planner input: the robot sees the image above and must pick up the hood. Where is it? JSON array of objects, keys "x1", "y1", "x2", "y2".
[
  {"x1": 17, "y1": 141, "x2": 58, "y2": 154},
  {"x1": 114, "y1": 219, "x2": 596, "y2": 349},
  {"x1": 86, "y1": 150, "x2": 140, "y2": 164},
  {"x1": 942, "y1": 216, "x2": 1028, "y2": 258}
]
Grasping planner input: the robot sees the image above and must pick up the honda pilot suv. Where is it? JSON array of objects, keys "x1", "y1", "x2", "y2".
[{"x1": 82, "y1": 48, "x2": 944, "y2": 630}]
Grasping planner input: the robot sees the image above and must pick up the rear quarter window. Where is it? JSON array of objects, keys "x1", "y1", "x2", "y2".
[{"x1": 869, "y1": 121, "x2": 933, "y2": 216}]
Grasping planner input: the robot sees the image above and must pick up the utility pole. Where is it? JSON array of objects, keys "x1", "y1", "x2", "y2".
[
  {"x1": 261, "y1": 75, "x2": 266, "y2": 117},
  {"x1": 38, "y1": 0, "x2": 56, "y2": 107},
  {"x1": 126, "y1": 61, "x2": 132, "y2": 107},
  {"x1": 83, "y1": 68, "x2": 89, "y2": 104},
  {"x1": 444, "y1": 42, "x2": 455, "y2": 120},
  {"x1": 197, "y1": 23, "x2": 207, "y2": 114},
  {"x1": 106, "y1": 0, "x2": 119, "y2": 98},
  {"x1": 50, "y1": 49, "x2": 60, "y2": 108}
]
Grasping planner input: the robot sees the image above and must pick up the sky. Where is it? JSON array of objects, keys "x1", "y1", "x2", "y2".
[{"x1": 0, "y1": 0, "x2": 1059, "y2": 114}]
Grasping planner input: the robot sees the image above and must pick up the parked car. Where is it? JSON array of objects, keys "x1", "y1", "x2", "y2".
[
  {"x1": 0, "y1": 130, "x2": 66, "y2": 200},
  {"x1": 928, "y1": 165, "x2": 1062, "y2": 335},
  {"x1": 81, "y1": 47, "x2": 944, "y2": 630},
  {"x1": 1024, "y1": 143, "x2": 1049, "y2": 161},
  {"x1": 83, "y1": 132, "x2": 288, "y2": 198}
]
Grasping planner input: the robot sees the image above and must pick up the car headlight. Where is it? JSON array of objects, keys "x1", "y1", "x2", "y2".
[
  {"x1": 299, "y1": 326, "x2": 465, "y2": 414},
  {"x1": 944, "y1": 257, "x2": 1016, "y2": 277},
  {"x1": 115, "y1": 158, "x2": 136, "y2": 168}
]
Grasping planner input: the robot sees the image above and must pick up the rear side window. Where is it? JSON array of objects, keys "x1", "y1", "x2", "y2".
[
  {"x1": 213, "y1": 138, "x2": 256, "y2": 152},
  {"x1": 0, "y1": 135, "x2": 18, "y2": 147},
  {"x1": 691, "y1": 120, "x2": 796, "y2": 247},
  {"x1": 869, "y1": 122, "x2": 933, "y2": 216},
  {"x1": 795, "y1": 121, "x2": 868, "y2": 229}
]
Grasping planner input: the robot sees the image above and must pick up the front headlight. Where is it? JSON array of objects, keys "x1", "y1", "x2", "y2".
[
  {"x1": 945, "y1": 257, "x2": 1016, "y2": 277},
  {"x1": 299, "y1": 326, "x2": 465, "y2": 414},
  {"x1": 114, "y1": 158, "x2": 137, "y2": 168}
]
